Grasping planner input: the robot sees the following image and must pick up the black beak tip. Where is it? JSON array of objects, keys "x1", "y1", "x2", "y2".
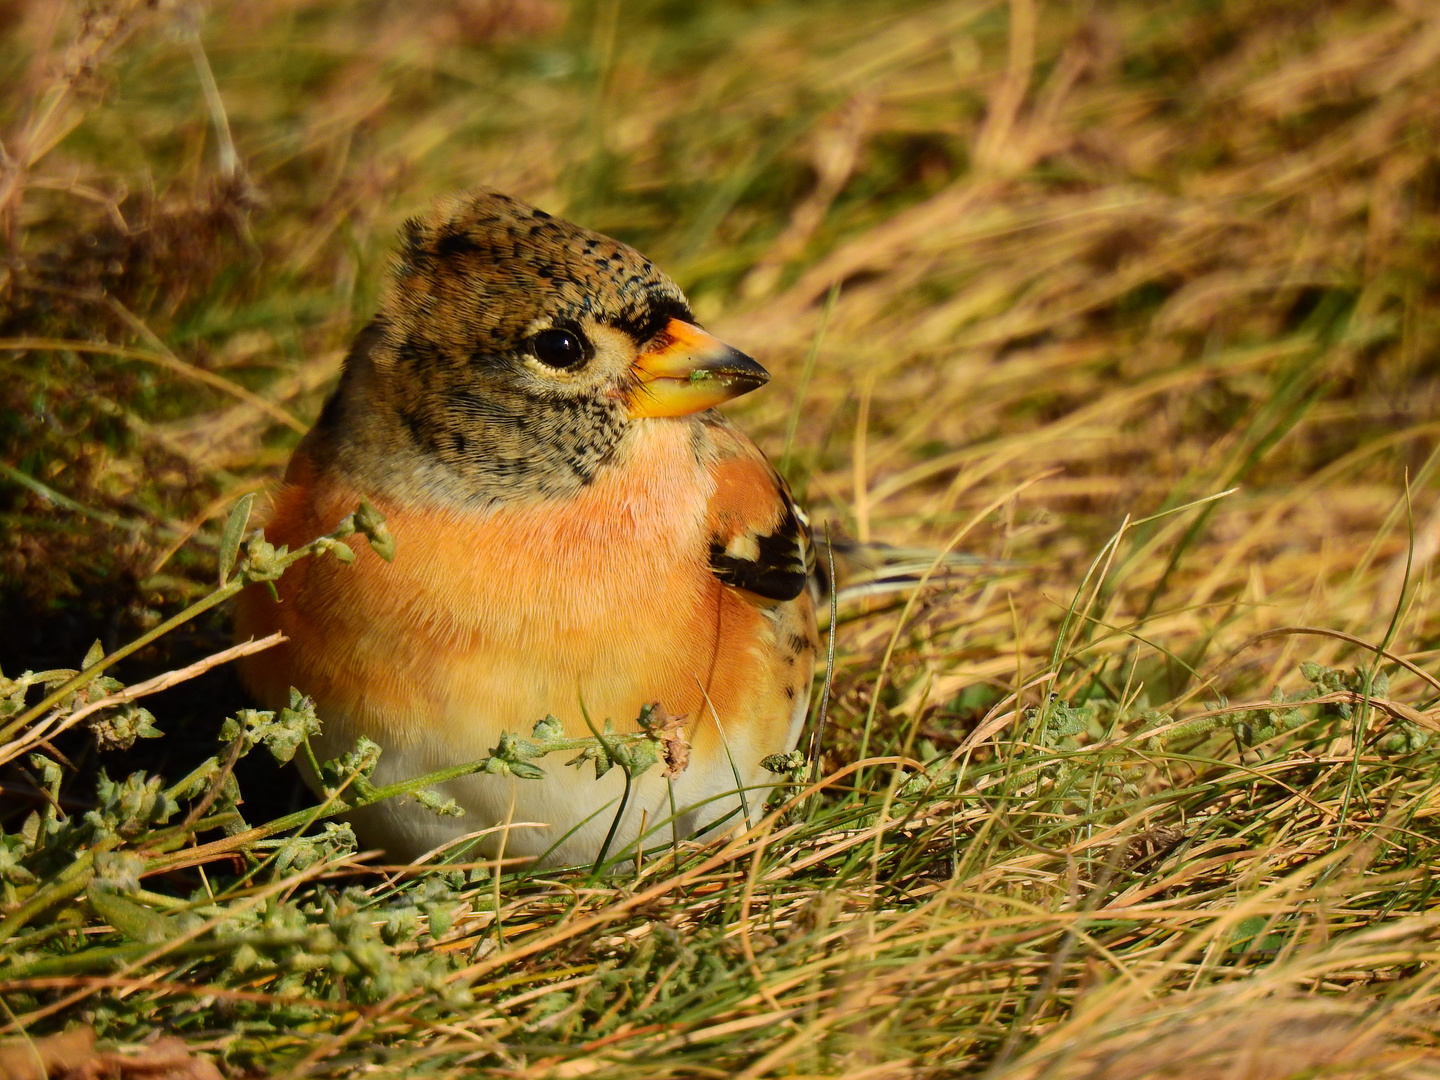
[{"x1": 723, "y1": 347, "x2": 770, "y2": 384}]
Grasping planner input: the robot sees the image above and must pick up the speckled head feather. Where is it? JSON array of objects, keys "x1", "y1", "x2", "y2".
[
  {"x1": 306, "y1": 189, "x2": 696, "y2": 507},
  {"x1": 389, "y1": 190, "x2": 690, "y2": 348}
]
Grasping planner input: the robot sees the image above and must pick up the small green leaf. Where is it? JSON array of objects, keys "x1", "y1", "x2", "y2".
[
  {"x1": 218, "y1": 492, "x2": 256, "y2": 585},
  {"x1": 413, "y1": 789, "x2": 464, "y2": 817},
  {"x1": 318, "y1": 538, "x2": 356, "y2": 564},
  {"x1": 761, "y1": 750, "x2": 807, "y2": 776},
  {"x1": 87, "y1": 883, "x2": 171, "y2": 944},
  {"x1": 243, "y1": 534, "x2": 286, "y2": 582},
  {"x1": 354, "y1": 499, "x2": 396, "y2": 562},
  {"x1": 508, "y1": 760, "x2": 547, "y2": 781}
]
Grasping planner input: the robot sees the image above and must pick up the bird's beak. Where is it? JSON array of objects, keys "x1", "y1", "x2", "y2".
[{"x1": 626, "y1": 318, "x2": 770, "y2": 418}]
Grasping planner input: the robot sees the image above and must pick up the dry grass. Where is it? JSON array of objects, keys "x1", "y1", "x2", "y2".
[{"x1": 3, "y1": 0, "x2": 1440, "y2": 1075}]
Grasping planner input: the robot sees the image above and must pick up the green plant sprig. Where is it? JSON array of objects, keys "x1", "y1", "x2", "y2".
[
  {"x1": 0, "y1": 494, "x2": 395, "y2": 753},
  {"x1": 0, "y1": 700, "x2": 683, "y2": 946}
]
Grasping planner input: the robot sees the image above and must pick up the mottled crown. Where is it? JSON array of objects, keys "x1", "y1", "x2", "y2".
[
  {"x1": 311, "y1": 189, "x2": 702, "y2": 506},
  {"x1": 383, "y1": 189, "x2": 691, "y2": 359}
]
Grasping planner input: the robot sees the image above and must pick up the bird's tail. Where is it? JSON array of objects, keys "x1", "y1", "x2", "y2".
[{"x1": 811, "y1": 531, "x2": 1000, "y2": 606}]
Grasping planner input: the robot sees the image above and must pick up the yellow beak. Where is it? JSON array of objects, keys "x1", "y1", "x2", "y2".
[{"x1": 626, "y1": 318, "x2": 770, "y2": 419}]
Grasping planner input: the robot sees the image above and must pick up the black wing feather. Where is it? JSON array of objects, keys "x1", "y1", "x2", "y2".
[{"x1": 708, "y1": 497, "x2": 812, "y2": 602}]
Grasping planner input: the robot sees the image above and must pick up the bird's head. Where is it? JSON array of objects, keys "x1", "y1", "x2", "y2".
[{"x1": 318, "y1": 189, "x2": 768, "y2": 505}]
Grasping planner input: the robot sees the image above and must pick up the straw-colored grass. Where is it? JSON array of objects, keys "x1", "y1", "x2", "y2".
[{"x1": 4, "y1": 0, "x2": 1440, "y2": 1075}]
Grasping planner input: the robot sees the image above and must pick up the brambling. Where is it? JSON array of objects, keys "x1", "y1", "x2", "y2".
[{"x1": 235, "y1": 190, "x2": 818, "y2": 866}]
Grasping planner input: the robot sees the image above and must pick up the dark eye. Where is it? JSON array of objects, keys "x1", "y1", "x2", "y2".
[{"x1": 532, "y1": 327, "x2": 589, "y2": 370}]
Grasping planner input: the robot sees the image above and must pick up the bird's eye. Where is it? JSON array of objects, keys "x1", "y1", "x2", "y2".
[{"x1": 532, "y1": 327, "x2": 590, "y2": 370}]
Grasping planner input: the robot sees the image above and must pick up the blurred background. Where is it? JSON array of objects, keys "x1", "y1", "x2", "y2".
[{"x1": 3, "y1": 0, "x2": 1439, "y2": 756}]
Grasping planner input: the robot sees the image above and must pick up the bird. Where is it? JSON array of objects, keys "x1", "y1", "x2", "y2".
[{"x1": 234, "y1": 189, "x2": 820, "y2": 868}]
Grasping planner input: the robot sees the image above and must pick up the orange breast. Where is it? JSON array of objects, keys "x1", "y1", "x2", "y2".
[{"x1": 233, "y1": 421, "x2": 811, "y2": 836}]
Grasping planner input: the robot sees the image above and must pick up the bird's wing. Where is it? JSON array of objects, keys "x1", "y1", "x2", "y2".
[{"x1": 698, "y1": 416, "x2": 813, "y2": 603}]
